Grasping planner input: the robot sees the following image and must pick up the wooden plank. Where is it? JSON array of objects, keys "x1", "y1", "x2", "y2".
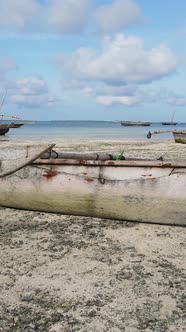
[
  {"x1": 0, "y1": 144, "x2": 55, "y2": 177},
  {"x1": 34, "y1": 158, "x2": 186, "y2": 168},
  {"x1": 147, "y1": 130, "x2": 172, "y2": 139}
]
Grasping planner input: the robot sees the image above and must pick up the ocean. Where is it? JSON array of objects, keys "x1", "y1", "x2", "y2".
[{"x1": 1, "y1": 121, "x2": 186, "y2": 142}]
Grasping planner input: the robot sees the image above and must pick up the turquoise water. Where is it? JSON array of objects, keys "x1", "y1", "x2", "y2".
[{"x1": 1, "y1": 121, "x2": 186, "y2": 142}]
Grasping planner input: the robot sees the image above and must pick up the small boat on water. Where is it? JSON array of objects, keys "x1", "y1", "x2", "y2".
[
  {"x1": 162, "y1": 122, "x2": 177, "y2": 125},
  {"x1": 0, "y1": 144, "x2": 185, "y2": 226},
  {"x1": 0, "y1": 124, "x2": 10, "y2": 135},
  {"x1": 121, "y1": 121, "x2": 151, "y2": 126},
  {"x1": 162, "y1": 111, "x2": 177, "y2": 125}
]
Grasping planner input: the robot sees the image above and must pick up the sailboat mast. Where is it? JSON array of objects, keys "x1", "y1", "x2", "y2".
[{"x1": 171, "y1": 110, "x2": 176, "y2": 122}]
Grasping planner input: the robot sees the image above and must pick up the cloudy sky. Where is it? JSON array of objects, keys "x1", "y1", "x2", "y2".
[{"x1": 0, "y1": 0, "x2": 186, "y2": 121}]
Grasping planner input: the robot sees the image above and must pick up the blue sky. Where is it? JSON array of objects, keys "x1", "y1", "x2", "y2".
[{"x1": 0, "y1": 0, "x2": 186, "y2": 121}]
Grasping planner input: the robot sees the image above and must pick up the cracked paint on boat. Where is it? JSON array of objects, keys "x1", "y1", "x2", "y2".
[{"x1": 0, "y1": 163, "x2": 186, "y2": 225}]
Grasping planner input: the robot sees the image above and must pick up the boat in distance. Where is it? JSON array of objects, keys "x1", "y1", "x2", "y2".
[
  {"x1": 121, "y1": 121, "x2": 151, "y2": 126},
  {"x1": 0, "y1": 144, "x2": 186, "y2": 226},
  {"x1": 162, "y1": 122, "x2": 177, "y2": 125}
]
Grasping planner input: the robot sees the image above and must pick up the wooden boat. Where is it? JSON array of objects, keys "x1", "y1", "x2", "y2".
[
  {"x1": 0, "y1": 124, "x2": 10, "y2": 135},
  {"x1": 162, "y1": 122, "x2": 177, "y2": 125},
  {"x1": 173, "y1": 131, "x2": 186, "y2": 144},
  {"x1": 121, "y1": 121, "x2": 151, "y2": 126},
  {"x1": 147, "y1": 130, "x2": 186, "y2": 144},
  {"x1": 162, "y1": 111, "x2": 177, "y2": 125},
  {"x1": 0, "y1": 144, "x2": 186, "y2": 226},
  {"x1": 9, "y1": 122, "x2": 24, "y2": 128}
]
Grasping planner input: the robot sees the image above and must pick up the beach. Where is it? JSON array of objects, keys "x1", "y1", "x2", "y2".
[{"x1": 0, "y1": 140, "x2": 186, "y2": 332}]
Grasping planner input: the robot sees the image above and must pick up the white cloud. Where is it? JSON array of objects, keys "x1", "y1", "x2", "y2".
[
  {"x1": 96, "y1": 94, "x2": 142, "y2": 106},
  {"x1": 0, "y1": 0, "x2": 92, "y2": 34},
  {"x1": 58, "y1": 34, "x2": 180, "y2": 107},
  {"x1": 95, "y1": 0, "x2": 142, "y2": 33},
  {"x1": 0, "y1": 0, "x2": 41, "y2": 31},
  {"x1": 11, "y1": 77, "x2": 49, "y2": 95},
  {"x1": 96, "y1": 88, "x2": 186, "y2": 107},
  {"x1": 10, "y1": 94, "x2": 59, "y2": 108},
  {"x1": 0, "y1": 57, "x2": 17, "y2": 82},
  {"x1": 95, "y1": 84, "x2": 141, "y2": 106},
  {"x1": 46, "y1": 0, "x2": 92, "y2": 34},
  {"x1": 166, "y1": 95, "x2": 186, "y2": 106},
  {"x1": 95, "y1": 84, "x2": 138, "y2": 96},
  {"x1": 0, "y1": 0, "x2": 141, "y2": 35},
  {"x1": 81, "y1": 87, "x2": 93, "y2": 96},
  {"x1": 8, "y1": 76, "x2": 59, "y2": 108},
  {"x1": 63, "y1": 34, "x2": 180, "y2": 85},
  {"x1": 157, "y1": 89, "x2": 186, "y2": 107}
]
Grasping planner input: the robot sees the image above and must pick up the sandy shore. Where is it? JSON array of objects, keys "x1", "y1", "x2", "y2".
[{"x1": 0, "y1": 140, "x2": 186, "y2": 332}]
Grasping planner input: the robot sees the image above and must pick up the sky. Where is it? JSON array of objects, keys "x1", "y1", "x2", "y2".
[{"x1": 0, "y1": 0, "x2": 186, "y2": 121}]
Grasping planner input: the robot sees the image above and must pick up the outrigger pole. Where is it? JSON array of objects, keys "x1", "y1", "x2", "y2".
[{"x1": 147, "y1": 130, "x2": 172, "y2": 139}]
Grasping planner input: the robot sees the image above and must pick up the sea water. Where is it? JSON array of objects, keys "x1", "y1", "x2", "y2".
[{"x1": 1, "y1": 121, "x2": 186, "y2": 142}]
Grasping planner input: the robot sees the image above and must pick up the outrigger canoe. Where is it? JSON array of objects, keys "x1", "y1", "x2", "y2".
[
  {"x1": 121, "y1": 121, "x2": 151, "y2": 127},
  {"x1": 173, "y1": 131, "x2": 186, "y2": 144},
  {"x1": 147, "y1": 130, "x2": 186, "y2": 144},
  {"x1": 0, "y1": 144, "x2": 186, "y2": 226},
  {"x1": 0, "y1": 124, "x2": 10, "y2": 135}
]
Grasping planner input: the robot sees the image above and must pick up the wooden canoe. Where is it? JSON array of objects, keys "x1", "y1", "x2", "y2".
[
  {"x1": 147, "y1": 130, "x2": 186, "y2": 144},
  {"x1": 121, "y1": 121, "x2": 151, "y2": 126},
  {"x1": 9, "y1": 122, "x2": 25, "y2": 128},
  {"x1": 0, "y1": 124, "x2": 10, "y2": 135},
  {"x1": 162, "y1": 122, "x2": 177, "y2": 125},
  {"x1": 173, "y1": 131, "x2": 186, "y2": 144},
  {"x1": 0, "y1": 144, "x2": 186, "y2": 226}
]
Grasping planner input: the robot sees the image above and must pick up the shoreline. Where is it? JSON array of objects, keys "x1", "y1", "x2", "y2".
[
  {"x1": 0, "y1": 140, "x2": 186, "y2": 331},
  {"x1": 1, "y1": 138, "x2": 186, "y2": 159}
]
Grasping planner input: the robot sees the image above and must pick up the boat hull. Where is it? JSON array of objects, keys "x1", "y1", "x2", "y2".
[
  {"x1": 173, "y1": 131, "x2": 186, "y2": 144},
  {"x1": 0, "y1": 162, "x2": 186, "y2": 225},
  {"x1": 162, "y1": 122, "x2": 177, "y2": 125},
  {"x1": 121, "y1": 121, "x2": 151, "y2": 126},
  {"x1": 0, "y1": 125, "x2": 10, "y2": 135},
  {"x1": 9, "y1": 123, "x2": 24, "y2": 128}
]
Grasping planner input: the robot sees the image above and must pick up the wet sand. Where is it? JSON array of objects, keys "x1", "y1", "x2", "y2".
[{"x1": 0, "y1": 140, "x2": 186, "y2": 332}]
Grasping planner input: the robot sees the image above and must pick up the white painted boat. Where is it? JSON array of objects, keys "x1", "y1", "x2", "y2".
[{"x1": 0, "y1": 144, "x2": 186, "y2": 226}]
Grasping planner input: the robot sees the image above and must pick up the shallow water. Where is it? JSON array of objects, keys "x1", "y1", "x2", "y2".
[{"x1": 1, "y1": 120, "x2": 186, "y2": 142}]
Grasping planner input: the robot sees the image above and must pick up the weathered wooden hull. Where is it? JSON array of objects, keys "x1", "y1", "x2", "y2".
[
  {"x1": 173, "y1": 131, "x2": 186, "y2": 144},
  {"x1": 9, "y1": 123, "x2": 24, "y2": 128},
  {"x1": 0, "y1": 157, "x2": 186, "y2": 225},
  {"x1": 162, "y1": 122, "x2": 177, "y2": 125},
  {"x1": 121, "y1": 121, "x2": 151, "y2": 126},
  {"x1": 0, "y1": 125, "x2": 10, "y2": 135}
]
